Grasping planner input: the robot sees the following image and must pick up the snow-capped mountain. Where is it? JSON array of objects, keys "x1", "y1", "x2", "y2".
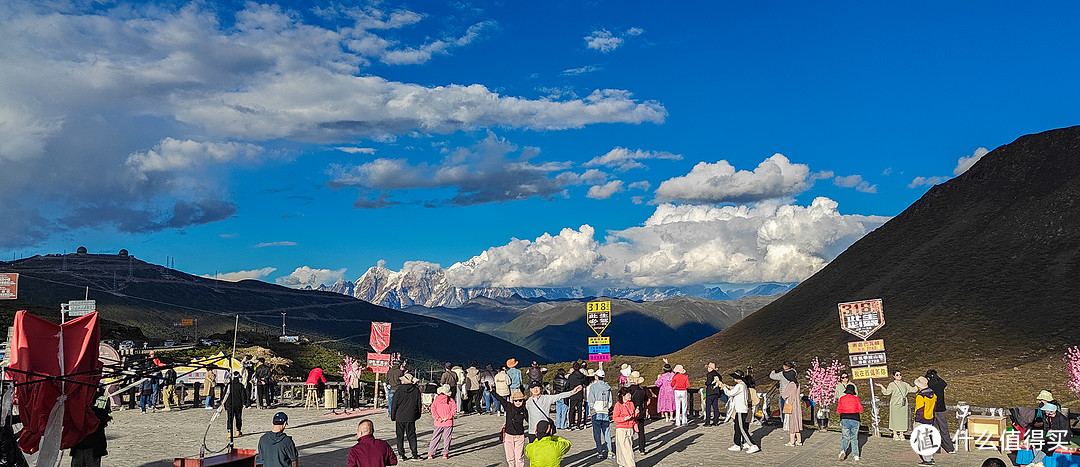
[{"x1": 320, "y1": 263, "x2": 795, "y2": 309}]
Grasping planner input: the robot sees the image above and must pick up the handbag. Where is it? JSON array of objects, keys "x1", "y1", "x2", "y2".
[
  {"x1": 783, "y1": 403, "x2": 793, "y2": 414},
  {"x1": 500, "y1": 424, "x2": 505, "y2": 443},
  {"x1": 532, "y1": 399, "x2": 556, "y2": 435}
]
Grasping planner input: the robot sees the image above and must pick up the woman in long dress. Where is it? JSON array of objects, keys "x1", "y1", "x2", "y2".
[
  {"x1": 876, "y1": 370, "x2": 916, "y2": 440},
  {"x1": 653, "y1": 359, "x2": 675, "y2": 422},
  {"x1": 780, "y1": 370, "x2": 803, "y2": 446}
]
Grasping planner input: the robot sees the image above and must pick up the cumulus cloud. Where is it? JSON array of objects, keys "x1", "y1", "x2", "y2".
[
  {"x1": 584, "y1": 27, "x2": 643, "y2": 53},
  {"x1": 908, "y1": 176, "x2": 949, "y2": 188},
  {"x1": 580, "y1": 169, "x2": 608, "y2": 185},
  {"x1": 446, "y1": 197, "x2": 889, "y2": 287},
  {"x1": 0, "y1": 2, "x2": 665, "y2": 248},
  {"x1": 328, "y1": 132, "x2": 579, "y2": 207},
  {"x1": 254, "y1": 241, "x2": 297, "y2": 248},
  {"x1": 654, "y1": 154, "x2": 813, "y2": 204},
  {"x1": 336, "y1": 147, "x2": 376, "y2": 155},
  {"x1": 201, "y1": 267, "x2": 277, "y2": 282},
  {"x1": 586, "y1": 180, "x2": 624, "y2": 199},
  {"x1": 628, "y1": 181, "x2": 651, "y2": 190},
  {"x1": 833, "y1": 174, "x2": 878, "y2": 193},
  {"x1": 585, "y1": 147, "x2": 682, "y2": 172},
  {"x1": 275, "y1": 266, "x2": 348, "y2": 288},
  {"x1": 954, "y1": 147, "x2": 989, "y2": 176},
  {"x1": 562, "y1": 64, "x2": 604, "y2": 76}
]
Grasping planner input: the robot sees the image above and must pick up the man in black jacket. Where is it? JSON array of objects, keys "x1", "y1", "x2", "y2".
[
  {"x1": 254, "y1": 358, "x2": 273, "y2": 409},
  {"x1": 925, "y1": 369, "x2": 953, "y2": 453},
  {"x1": 565, "y1": 362, "x2": 587, "y2": 430},
  {"x1": 627, "y1": 371, "x2": 650, "y2": 453},
  {"x1": 390, "y1": 373, "x2": 422, "y2": 460},
  {"x1": 70, "y1": 388, "x2": 110, "y2": 466},
  {"x1": 703, "y1": 362, "x2": 722, "y2": 426},
  {"x1": 225, "y1": 372, "x2": 247, "y2": 437}
]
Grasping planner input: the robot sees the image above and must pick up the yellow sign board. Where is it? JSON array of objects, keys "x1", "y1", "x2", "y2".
[
  {"x1": 851, "y1": 365, "x2": 889, "y2": 380},
  {"x1": 181, "y1": 319, "x2": 195, "y2": 326},
  {"x1": 848, "y1": 339, "x2": 885, "y2": 354},
  {"x1": 587, "y1": 301, "x2": 611, "y2": 312},
  {"x1": 588, "y1": 336, "x2": 610, "y2": 346}
]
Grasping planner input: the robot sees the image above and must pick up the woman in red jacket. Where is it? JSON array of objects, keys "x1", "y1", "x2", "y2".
[
  {"x1": 837, "y1": 384, "x2": 863, "y2": 461},
  {"x1": 670, "y1": 365, "x2": 690, "y2": 426},
  {"x1": 613, "y1": 388, "x2": 638, "y2": 467}
]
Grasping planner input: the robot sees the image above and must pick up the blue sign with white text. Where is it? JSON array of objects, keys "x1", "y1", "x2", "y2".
[{"x1": 588, "y1": 345, "x2": 610, "y2": 354}]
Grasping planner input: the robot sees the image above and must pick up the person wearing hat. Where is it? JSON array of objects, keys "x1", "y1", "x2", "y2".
[
  {"x1": 225, "y1": 371, "x2": 247, "y2": 437},
  {"x1": 619, "y1": 363, "x2": 633, "y2": 388},
  {"x1": 876, "y1": 370, "x2": 916, "y2": 441},
  {"x1": 426, "y1": 384, "x2": 457, "y2": 459},
  {"x1": 587, "y1": 369, "x2": 614, "y2": 459},
  {"x1": 913, "y1": 376, "x2": 936, "y2": 466},
  {"x1": 1033, "y1": 390, "x2": 1061, "y2": 429},
  {"x1": 837, "y1": 384, "x2": 863, "y2": 461},
  {"x1": 525, "y1": 420, "x2": 571, "y2": 467},
  {"x1": 384, "y1": 360, "x2": 405, "y2": 419},
  {"x1": 670, "y1": 364, "x2": 690, "y2": 427},
  {"x1": 626, "y1": 371, "x2": 650, "y2": 453},
  {"x1": 654, "y1": 359, "x2": 675, "y2": 423},
  {"x1": 769, "y1": 361, "x2": 797, "y2": 420},
  {"x1": 703, "y1": 362, "x2": 723, "y2": 426},
  {"x1": 527, "y1": 379, "x2": 582, "y2": 442},
  {"x1": 258, "y1": 412, "x2": 299, "y2": 467},
  {"x1": 347, "y1": 418, "x2": 397, "y2": 467},
  {"x1": 390, "y1": 373, "x2": 422, "y2": 460},
  {"x1": 722, "y1": 370, "x2": 760, "y2": 454},
  {"x1": 565, "y1": 362, "x2": 588, "y2": 430},
  {"x1": 924, "y1": 369, "x2": 954, "y2": 453},
  {"x1": 506, "y1": 358, "x2": 523, "y2": 393},
  {"x1": 1031, "y1": 401, "x2": 1070, "y2": 465},
  {"x1": 778, "y1": 367, "x2": 803, "y2": 447},
  {"x1": 439, "y1": 362, "x2": 458, "y2": 402},
  {"x1": 490, "y1": 388, "x2": 530, "y2": 467}
]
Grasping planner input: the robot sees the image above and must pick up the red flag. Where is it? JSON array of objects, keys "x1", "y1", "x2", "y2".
[
  {"x1": 370, "y1": 322, "x2": 391, "y2": 353},
  {"x1": 9, "y1": 310, "x2": 101, "y2": 453}
]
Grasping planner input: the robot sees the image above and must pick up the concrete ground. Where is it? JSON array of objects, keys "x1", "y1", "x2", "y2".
[{"x1": 101, "y1": 404, "x2": 1011, "y2": 467}]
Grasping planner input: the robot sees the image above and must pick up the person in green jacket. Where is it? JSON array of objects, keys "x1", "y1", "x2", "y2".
[{"x1": 525, "y1": 420, "x2": 571, "y2": 467}]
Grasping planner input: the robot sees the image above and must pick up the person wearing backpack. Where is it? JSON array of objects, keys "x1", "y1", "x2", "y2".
[{"x1": 587, "y1": 370, "x2": 614, "y2": 459}]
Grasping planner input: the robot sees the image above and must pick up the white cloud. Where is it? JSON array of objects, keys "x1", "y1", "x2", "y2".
[
  {"x1": 585, "y1": 29, "x2": 623, "y2": 53},
  {"x1": 833, "y1": 174, "x2": 878, "y2": 193},
  {"x1": 585, "y1": 147, "x2": 682, "y2": 172},
  {"x1": 328, "y1": 132, "x2": 579, "y2": 207},
  {"x1": 586, "y1": 180, "x2": 624, "y2": 199},
  {"x1": 954, "y1": 147, "x2": 989, "y2": 176},
  {"x1": 336, "y1": 147, "x2": 376, "y2": 155},
  {"x1": 580, "y1": 169, "x2": 608, "y2": 185},
  {"x1": 628, "y1": 181, "x2": 651, "y2": 190},
  {"x1": 275, "y1": 266, "x2": 348, "y2": 288},
  {"x1": 125, "y1": 138, "x2": 264, "y2": 180},
  {"x1": 201, "y1": 267, "x2": 277, "y2": 282},
  {"x1": 654, "y1": 154, "x2": 813, "y2": 204},
  {"x1": 562, "y1": 64, "x2": 604, "y2": 76},
  {"x1": 626, "y1": 27, "x2": 645, "y2": 36},
  {"x1": 908, "y1": 176, "x2": 949, "y2": 188},
  {"x1": 254, "y1": 241, "x2": 297, "y2": 248},
  {"x1": 445, "y1": 197, "x2": 889, "y2": 287}
]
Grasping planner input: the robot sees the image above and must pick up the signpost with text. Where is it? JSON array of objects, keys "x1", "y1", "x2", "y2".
[
  {"x1": 840, "y1": 298, "x2": 886, "y2": 437},
  {"x1": 586, "y1": 301, "x2": 612, "y2": 363},
  {"x1": 0, "y1": 274, "x2": 17, "y2": 300},
  {"x1": 369, "y1": 322, "x2": 392, "y2": 408}
]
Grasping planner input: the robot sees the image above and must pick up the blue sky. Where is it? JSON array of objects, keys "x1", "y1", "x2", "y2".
[{"x1": 2, "y1": 1, "x2": 1078, "y2": 289}]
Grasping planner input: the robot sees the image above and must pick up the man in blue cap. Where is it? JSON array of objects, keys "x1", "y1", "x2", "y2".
[{"x1": 258, "y1": 412, "x2": 299, "y2": 467}]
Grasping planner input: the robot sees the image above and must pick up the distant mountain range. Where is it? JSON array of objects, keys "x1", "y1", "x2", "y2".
[{"x1": 315, "y1": 263, "x2": 796, "y2": 309}]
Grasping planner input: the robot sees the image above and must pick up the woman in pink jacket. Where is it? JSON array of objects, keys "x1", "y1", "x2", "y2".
[{"x1": 427, "y1": 384, "x2": 458, "y2": 459}]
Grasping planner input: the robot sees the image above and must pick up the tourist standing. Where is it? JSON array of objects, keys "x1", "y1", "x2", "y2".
[
  {"x1": 258, "y1": 412, "x2": 299, "y2": 467},
  {"x1": 612, "y1": 387, "x2": 637, "y2": 467},
  {"x1": 654, "y1": 361, "x2": 675, "y2": 423},
  {"x1": 70, "y1": 388, "x2": 110, "y2": 467},
  {"x1": 925, "y1": 369, "x2": 953, "y2": 453},
  {"x1": 722, "y1": 370, "x2": 759, "y2": 454},
  {"x1": 347, "y1": 419, "x2": 397, "y2": 467},
  {"x1": 391, "y1": 374, "x2": 422, "y2": 460},
  {"x1": 255, "y1": 358, "x2": 272, "y2": 409},
  {"x1": 526, "y1": 382, "x2": 581, "y2": 441},
  {"x1": 528, "y1": 361, "x2": 545, "y2": 389},
  {"x1": 480, "y1": 363, "x2": 497, "y2": 414},
  {"x1": 837, "y1": 384, "x2": 862, "y2": 461},
  {"x1": 779, "y1": 368, "x2": 803, "y2": 446},
  {"x1": 385, "y1": 362, "x2": 404, "y2": 417},
  {"x1": 565, "y1": 362, "x2": 587, "y2": 430},
  {"x1": 138, "y1": 377, "x2": 154, "y2": 413},
  {"x1": 525, "y1": 421, "x2": 571, "y2": 467},
  {"x1": 876, "y1": 371, "x2": 915, "y2": 440},
  {"x1": 587, "y1": 369, "x2": 613, "y2": 459},
  {"x1": 552, "y1": 369, "x2": 570, "y2": 429},
  {"x1": 203, "y1": 369, "x2": 217, "y2": 409},
  {"x1": 913, "y1": 376, "x2": 936, "y2": 466},
  {"x1": 703, "y1": 362, "x2": 723, "y2": 426},
  {"x1": 506, "y1": 359, "x2": 523, "y2": 393},
  {"x1": 241, "y1": 356, "x2": 255, "y2": 407},
  {"x1": 465, "y1": 361, "x2": 481, "y2": 414},
  {"x1": 834, "y1": 372, "x2": 855, "y2": 401},
  {"x1": 426, "y1": 385, "x2": 457, "y2": 459},
  {"x1": 225, "y1": 371, "x2": 247, "y2": 437},
  {"x1": 161, "y1": 367, "x2": 179, "y2": 411},
  {"x1": 670, "y1": 365, "x2": 689, "y2": 426},
  {"x1": 439, "y1": 362, "x2": 458, "y2": 400},
  {"x1": 494, "y1": 366, "x2": 511, "y2": 415},
  {"x1": 627, "y1": 371, "x2": 650, "y2": 454},
  {"x1": 491, "y1": 389, "x2": 529, "y2": 467}
]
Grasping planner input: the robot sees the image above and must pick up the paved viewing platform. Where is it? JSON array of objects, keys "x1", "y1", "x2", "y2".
[{"x1": 105, "y1": 405, "x2": 1010, "y2": 466}]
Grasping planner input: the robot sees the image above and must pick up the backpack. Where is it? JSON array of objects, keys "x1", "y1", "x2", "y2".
[{"x1": 749, "y1": 388, "x2": 760, "y2": 407}]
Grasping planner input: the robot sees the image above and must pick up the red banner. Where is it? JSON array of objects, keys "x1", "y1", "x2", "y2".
[
  {"x1": 370, "y1": 322, "x2": 391, "y2": 352},
  {"x1": 367, "y1": 352, "x2": 390, "y2": 374}
]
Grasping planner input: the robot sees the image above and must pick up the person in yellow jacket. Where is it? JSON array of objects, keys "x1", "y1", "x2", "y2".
[
  {"x1": 912, "y1": 376, "x2": 937, "y2": 466},
  {"x1": 525, "y1": 420, "x2": 570, "y2": 467}
]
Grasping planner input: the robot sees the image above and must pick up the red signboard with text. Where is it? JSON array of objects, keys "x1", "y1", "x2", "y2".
[
  {"x1": 370, "y1": 322, "x2": 391, "y2": 353},
  {"x1": 367, "y1": 352, "x2": 390, "y2": 374},
  {"x1": 0, "y1": 273, "x2": 17, "y2": 300}
]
